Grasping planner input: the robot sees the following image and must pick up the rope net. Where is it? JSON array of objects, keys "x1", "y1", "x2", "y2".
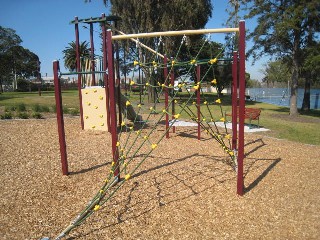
[{"x1": 56, "y1": 34, "x2": 237, "y2": 239}]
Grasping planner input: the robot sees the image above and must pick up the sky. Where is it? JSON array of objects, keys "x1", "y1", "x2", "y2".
[{"x1": 0, "y1": 0, "x2": 266, "y2": 80}]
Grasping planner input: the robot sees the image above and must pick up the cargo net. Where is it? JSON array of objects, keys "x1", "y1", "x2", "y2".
[{"x1": 56, "y1": 34, "x2": 236, "y2": 239}]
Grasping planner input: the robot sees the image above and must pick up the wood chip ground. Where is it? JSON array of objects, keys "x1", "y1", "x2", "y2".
[{"x1": 0, "y1": 117, "x2": 319, "y2": 239}]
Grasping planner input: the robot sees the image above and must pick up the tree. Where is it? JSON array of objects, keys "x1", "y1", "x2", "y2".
[
  {"x1": 262, "y1": 60, "x2": 291, "y2": 87},
  {"x1": 243, "y1": 0, "x2": 320, "y2": 116},
  {"x1": 0, "y1": 26, "x2": 40, "y2": 91},
  {"x1": 62, "y1": 41, "x2": 90, "y2": 72},
  {"x1": 0, "y1": 26, "x2": 22, "y2": 92}
]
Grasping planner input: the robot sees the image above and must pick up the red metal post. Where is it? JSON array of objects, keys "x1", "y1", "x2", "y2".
[
  {"x1": 196, "y1": 65, "x2": 201, "y2": 140},
  {"x1": 232, "y1": 51, "x2": 238, "y2": 150},
  {"x1": 106, "y1": 30, "x2": 120, "y2": 179},
  {"x1": 53, "y1": 61, "x2": 68, "y2": 175},
  {"x1": 101, "y1": 14, "x2": 111, "y2": 132},
  {"x1": 237, "y1": 21, "x2": 246, "y2": 196},
  {"x1": 75, "y1": 17, "x2": 84, "y2": 130},
  {"x1": 164, "y1": 57, "x2": 169, "y2": 138},
  {"x1": 89, "y1": 22, "x2": 96, "y2": 86},
  {"x1": 171, "y1": 69, "x2": 175, "y2": 133}
]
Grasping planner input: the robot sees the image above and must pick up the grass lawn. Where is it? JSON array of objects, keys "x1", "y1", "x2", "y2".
[{"x1": 1, "y1": 90, "x2": 319, "y2": 145}]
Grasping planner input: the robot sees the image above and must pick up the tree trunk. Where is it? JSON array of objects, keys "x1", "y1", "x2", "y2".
[
  {"x1": 301, "y1": 76, "x2": 310, "y2": 111},
  {"x1": 290, "y1": 29, "x2": 300, "y2": 116},
  {"x1": 289, "y1": 67, "x2": 299, "y2": 116}
]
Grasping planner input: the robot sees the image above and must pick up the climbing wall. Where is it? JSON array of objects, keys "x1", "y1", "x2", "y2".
[{"x1": 81, "y1": 87, "x2": 108, "y2": 131}]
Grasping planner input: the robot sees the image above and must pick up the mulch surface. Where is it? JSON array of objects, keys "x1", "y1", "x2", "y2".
[{"x1": 1, "y1": 117, "x2": 319, "y2": 240}]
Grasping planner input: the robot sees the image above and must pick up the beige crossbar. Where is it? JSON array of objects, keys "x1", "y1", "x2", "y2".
[{"x1": 112, "y1": 28, "x2": 239, "y2": 40}]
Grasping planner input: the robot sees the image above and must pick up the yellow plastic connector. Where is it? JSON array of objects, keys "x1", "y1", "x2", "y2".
[
  {"x1": 193, "y1": 84, "x2": 200, "y2": 90},
  {"x1": 174, "y1": 113, "x2": 180, "y2": 119},
  {"x1": 145, "y1": 82, "x2": 149, "y2": 86},
  {"x1": 151, "y1": 143, "x2": 158, "y2": 149},
  {"x1": 149, "y1": 107, "x2": 154, "y2": 111},
  {"x1": 93, "y1": 205, "x2": 100, "y2": 211},
  {"x1": 130, "y1": 80, "x2": 135, "y2": 86},
  {"x1": 209, "y1": 58, "x2": 217, "y2": 64},
  {"x1": 211, "y1": 79, "x2": 217, "y2": 85},
  {"x1": 126, "y1": 100, "x2": 131, "y2": 106},
  {"x1": 215, "y1": 99, "x2": 221, "y2": 104},
  {"x1": 225, "y1": 134, "x2": 231, "y2": 140},
  {"x1": 143, "y1": 136, "x2": 148, "y2": 140},
  {"x1": 133, "y1": 60, "x2": 139, "y2": 66},
  {"x1": 190, "y1": 59, "x2": 196, "y2": 64},
  {"x1": 99, "y1": 189, "x2": 104, "y2": 194},
  {"x1": 220, "y1": 117, "x2": 225, "y2": 122},
  {"x1": 171, "y1": 60, "x2": 175, "y2": 65},
  {"x1": 137, "y1": 104, "x2": 142, "y2": 108},
  {"x1": 204, "y1": 101, "x2": 208, "y2": 105},
  {"x1": 116, "y1": 142, "x2": 120, "y2": 147},
  {"x1": 121, "y1": 121, "x2": 126, "y2": 126},
  {"x1": 125, "y1": 174, "x2": 131, "y2": 181}
]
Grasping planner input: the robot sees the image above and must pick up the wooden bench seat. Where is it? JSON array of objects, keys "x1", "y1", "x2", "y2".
[{"x1": 226, "y1": 107, "x2": 261, "y2": 128}]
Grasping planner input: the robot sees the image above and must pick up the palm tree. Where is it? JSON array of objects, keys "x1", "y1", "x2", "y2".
[{"x1": 62, "y1": 41, "x2": 90, "y2": 72}]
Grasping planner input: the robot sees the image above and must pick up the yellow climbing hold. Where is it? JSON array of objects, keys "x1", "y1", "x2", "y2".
[
  {"x1": 215, "y1": 99, "x2": 221, "y2": 104},
  {"x1": 151, "y1": 143, "x2": 157, "y2": 149},
  {"x1": 93, "y1": 89, "x2": 97, "y2": 93},
  {"x1": 174, "y1": 113, "x2": 180, "y2": 119},
  {"x1": 100, "y1": 123, "x2": 104, "y2": 126},
  {"x1": 125, "y1": 174, "x2": 131, "y2": 181},
  {"x1": 126, "y1": 100, "x2": 131, "y2": 106},
  {"x1": 85, "y1": 91, "x2": 89, "y2": 94},
  {"x1": 94, "y1": 105, "x2": 98, "y2": 109},
  {"x1": 99, "y1": 114, "x2": 104, "y2": 118},
  {"x1": 85, "y1": 115, "x2": 89, "y2": 119},
  {"x1": 99, "y1": 96, "x2": 103, "y2": 100},
  {"x1": 94, "y1": 205, "x2": 100, "y2": 211},
  {"x1": 209, "y1": 58, "x2": 217, "y2": 64},
  {"x1": 91, "y1": 125, "x2": 96, "y2": 129},
  {"x1": 87, "y1": 102, "x2": 91, "y2": 106},
  {"x1": 211, "y1": 79, "x2": 217, "y2": 85}
]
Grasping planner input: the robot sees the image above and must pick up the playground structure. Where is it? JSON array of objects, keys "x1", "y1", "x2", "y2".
[{"x1": 53, "y1": 14, "x2": 246, "y2": 239}]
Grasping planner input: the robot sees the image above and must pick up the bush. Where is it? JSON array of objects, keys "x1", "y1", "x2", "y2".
[
  {"x1": 17, "y1": 112, "x2": 29, "y2": 119},
  {"x1": 32, "y1": 104, "x2": 41, "y2": 112},
  {"x1": 32, "y1": 112, "x2": 42, "y2": 119},
  {"x1": 51, "y1": 105, "x2": 57, "y2": 113},
  {"x1": 69, "y1": 108, "x2": 79, "y2": 116},
  {"x1": 1, "y1": 112, "x2": 13, "y2": 119},
  {"x1": 5, "y1": 106, "x2": 16, "y2": 112},
  {"x1": 17, "y1": 103, "x2": 27, "y2": 112}
]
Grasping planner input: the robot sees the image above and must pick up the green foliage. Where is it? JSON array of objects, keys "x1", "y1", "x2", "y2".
[
  {"x1": 62, "y1": 41, "x2": 90, "y2": 72},
  {"x1": 17, "y1": 103, "x2": 26, "y2": 112},
  {"x1": 0, "y1": 112, "x2": 13, "y2": 119},
  {"x1": 17, "y1": 111, "x2": 29, "y2": 119},
  {"x1": 32, "y1": 112, "x2": 42, "y2": 119},
  {"x1": 32, "y1": 104, "x2": 50, "y2": 113},
  {"x1": 5, "y1": 105, "x2": 15, "y2": 112},
  {"x1": 69, "y1": 108, "x2": 79, "y2": 116}
]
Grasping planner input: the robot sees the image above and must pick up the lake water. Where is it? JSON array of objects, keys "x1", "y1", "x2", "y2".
[{"x1": 246, "y1": 88, "x2": 320, "y2": 110}]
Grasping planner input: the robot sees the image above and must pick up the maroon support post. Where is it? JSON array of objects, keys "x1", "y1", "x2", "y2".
[
  {"x1": 164, "y1": 57, "x2": 169, "y2": 138},
  {"x1": 232, "y1": 51, "x2": 238, "y2": 150},
  {"x1": 196, "y1": 65, "x2": 201, "y2": 140},
  {"x1": 75, "y1": 17, "x2": 84, "y2": 130},
  {"x1": 171, "y1": 69, "x2": 175, "y2": 133},
  {"x1": 106, "y1": 30, "x2": 120, "y2": 179},
  {"x1": 101, "y1": 14, "x2": 111, "y2": 132},
  {"x1": 237, "y1": 21, "x2": 246, "y2": 196},
  {"x1": 89, "y1": 22, "x2": 96, "y2": 86},
  {"x1": 53, "y1": 61, "x2": 68, "y2": 175}
]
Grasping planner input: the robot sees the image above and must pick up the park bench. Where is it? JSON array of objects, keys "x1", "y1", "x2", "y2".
[{"x1": 226, "y1": 107, "x2": 261, "y2": 128}]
